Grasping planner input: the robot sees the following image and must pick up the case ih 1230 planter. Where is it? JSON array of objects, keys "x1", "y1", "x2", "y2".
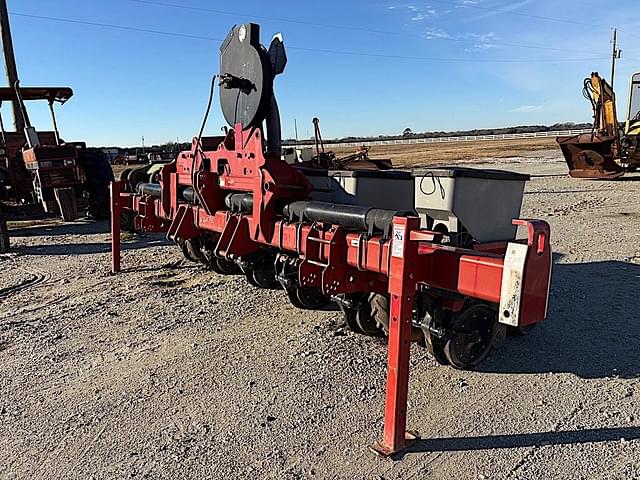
[{"x1": 110, "y1": 24, "x2": 552, "y2": 456}]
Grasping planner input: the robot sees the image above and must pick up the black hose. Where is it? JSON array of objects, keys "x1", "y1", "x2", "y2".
[{"x1": 191, "y1": 74, "x2": 218, "y2": 213}]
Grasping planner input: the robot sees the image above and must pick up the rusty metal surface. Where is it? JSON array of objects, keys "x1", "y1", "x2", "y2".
[{"x1": 556, "y1": 133, "x2": 625, "y2": 179}]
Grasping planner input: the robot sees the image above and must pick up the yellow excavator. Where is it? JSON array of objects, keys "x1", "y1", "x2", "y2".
[{"x1": 557, "y1": 71, "x2": 640, "y2": 179}]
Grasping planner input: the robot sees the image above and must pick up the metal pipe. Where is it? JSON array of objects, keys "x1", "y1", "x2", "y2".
[
  {"x1": 110, "y1": 181, "x2": 122, "y2": 273},
  {"x1": 0, "y1": 106, "x2": 6, "y2": 146},
  {"x1": 265, "y1": 92, "x2": 282, "y2": 157},
  {"x1": 48, "y1": 100, "x2": 60, "y2": 145},
  {"x1": 0, "y1": 0, "x2": 23, "y2": 131}
]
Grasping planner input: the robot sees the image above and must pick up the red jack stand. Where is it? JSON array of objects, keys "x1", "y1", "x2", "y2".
[
  {"x1": 110, "y1": 181, "x2": 121, "y2": 274},
  {"x1": 370, "y1": 216, "x2": 421, "y2": 457}
]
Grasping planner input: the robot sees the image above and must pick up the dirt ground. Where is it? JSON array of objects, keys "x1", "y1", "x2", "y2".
[
  {"x1": 1, "y1": 144, "x2": 640, "y2": 479},
  {"x1": 332, "y1": 137, "x2": 558, "y2": 167}
]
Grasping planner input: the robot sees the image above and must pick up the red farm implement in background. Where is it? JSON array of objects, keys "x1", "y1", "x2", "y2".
[{"x1": 110, "y1": 23, "x2": 552, "y2": 456}]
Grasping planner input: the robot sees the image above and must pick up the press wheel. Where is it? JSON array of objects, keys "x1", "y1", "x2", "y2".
[
  {"x1": 444, "y1": 304, "x2": 498, "y2": 370},
  {"x1": 290, "y1": 287, "x2": 328, "y2": 310}
]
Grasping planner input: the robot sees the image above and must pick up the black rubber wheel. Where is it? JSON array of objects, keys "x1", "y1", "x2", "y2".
[
  {"x1": 358, "y1": 293, "x2": 387, "y2": 335},
  {"x1": 118, "y1": 167, "x2": 133, "y2": 183},
  {"x1": 293, "y1": 287, "x2": 328, "y2": 310},
  {"x1": 286, "y1": 287, "x2": 306, "y2": 309},
  {"x1": 199, "y1": 238, "x2": 241, "y2": 275},
  {"x1": 338, "y1": 295, "x2": 365, "y2": 334},
  {"x1": 0, "y1": 209, "x2": 9, "y2": 254},
  {"x1": 247, "y1": 268, "x2": 280, "y2": 289},
  {"x1": 182, "y1": 238, "x2": 206, "y2": 263},
  {"x1": 120, "y1": 210, "x2": 135, "y2": 233},
  {"x1": 341, "y1": 306, "x2": 363, "y2": 334},
  {"x1": 211, "y1": 258, "x2": 240, "y2": 275},
  {"x1": 79, "y1": 148, "x2": 114, "y2": 220},
  {"x1": 443, "y1": 304, "x2": 498, "y2": 370},
  {"x1": 337, "y1": 293, "x2": 384, "y2": 336},
  {"x1": 425, "y1": 332, "x2": 449, "y2": 365}
]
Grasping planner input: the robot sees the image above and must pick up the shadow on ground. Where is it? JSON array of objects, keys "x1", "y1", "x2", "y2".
[
  {"x1": 482, "y1": 257, "x2": 640, "y2": 379},
  {"x1": 11, "y1": 219, "x2": 170, "y2": 256},
  {"x1": 397, "y1": 426, "x2": 640, "y2": 457},
  {"x1": 9, "y1": 219, "x2": 111, "y2": 237}
]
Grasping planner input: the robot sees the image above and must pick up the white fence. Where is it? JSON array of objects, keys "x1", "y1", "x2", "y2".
[{"x1": 293, "y1": 129, "x2": 591, "y2": 150}]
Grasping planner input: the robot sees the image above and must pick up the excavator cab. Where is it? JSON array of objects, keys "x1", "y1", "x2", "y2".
[
  {"x1": 626, "y1": 72, "x2": 640, "y2": 134},
  {"x1": 621, "y1": 72, "x2": 640, "y2": 169}
]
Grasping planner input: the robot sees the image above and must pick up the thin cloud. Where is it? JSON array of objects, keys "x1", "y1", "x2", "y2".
[
  {"x1": 465, "y1": 31, "x2": 498, "y2": 51},
  {"x1": 392, "y1": 4, "x2": 438, "y2": 22},
  {"x1": 473, "y1": 0, "x2": 534, "y2": 20},
  {"x1": 510, "y1": 105, "x2": 543, "y2": 113},
  {"x1": 422, "y1": 28, "x2": 451, "y2": 39}
]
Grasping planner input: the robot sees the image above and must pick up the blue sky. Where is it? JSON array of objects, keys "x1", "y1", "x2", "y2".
[{"x1": 6, "y1": 0, "x2": 640, "y2": 146}]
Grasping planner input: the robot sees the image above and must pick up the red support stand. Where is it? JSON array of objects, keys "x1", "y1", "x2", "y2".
[
  {"x1": 370, "y1": 216, "x2": 421, "y2": 457},
  {"x1": 110, "y1": 181, "x2": 121, "y2": 274}
]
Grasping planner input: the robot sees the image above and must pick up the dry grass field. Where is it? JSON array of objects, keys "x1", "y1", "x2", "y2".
[{"x1": 333, "y1": 137, "x2": 558, "y2": 167}]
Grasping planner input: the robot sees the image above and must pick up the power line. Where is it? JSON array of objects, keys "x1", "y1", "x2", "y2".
[
  {"x1": 11, "y1": 11, "x2": 609, "y2": 64},
  {"x1": 129, "y1": 0, "x2": 601, "y2": 56},
  {"x1": 12, "y1": 12, "x2": 220, "y2": 42},
  {"x1": 428, "y1": 0, "x2": 640, "y2": 42}
]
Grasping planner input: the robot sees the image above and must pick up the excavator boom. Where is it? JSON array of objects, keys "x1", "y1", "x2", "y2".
[
  {"x1": 557, "y1": 72, "x2": 625, "y2": 179},
  {"x1": 558, "y1": 71, "x2": 640, "y2": 178}
]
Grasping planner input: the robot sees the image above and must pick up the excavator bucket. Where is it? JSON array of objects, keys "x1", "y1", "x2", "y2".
[{"x1": 556, "y1": 133, "x2": 625, "y2": 179}]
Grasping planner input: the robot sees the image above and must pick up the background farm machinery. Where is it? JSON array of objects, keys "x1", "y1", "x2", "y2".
[
  {"x1": 0, "y1": 3, "x2": 113, "y2": 253},
  {"x1": 557, "y1": 71, "x2": 640, "y2": 179},
  {"x1": 111, "y1": 23, "x2": 553, "y2": 455},
  {"x1": 0, "y1": 84, "x2": 113, "y2": 217}
]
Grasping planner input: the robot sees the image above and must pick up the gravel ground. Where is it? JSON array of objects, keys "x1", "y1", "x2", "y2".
[{"x1": 1, "y1": 149, "x2": 640, "y2": 479}]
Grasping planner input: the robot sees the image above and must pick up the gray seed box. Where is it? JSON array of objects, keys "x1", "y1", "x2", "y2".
[
  {"x1": 413, "y1": 167, "x2": 529, "y2": 242},
  {"x1": 298, "y1": 166, "x2": 529, "y2": 243}
]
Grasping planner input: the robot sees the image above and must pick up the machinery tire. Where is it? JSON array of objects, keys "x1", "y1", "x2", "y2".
[
  {"x1": 120, "y1": 210, "x2": 135, "y2": 233},
  {"x1": 0, "y1": 209, "x2": 9, "y2": 254},
  {"x1": 286, "y1": 287, "x2": 306, "y2": 309},
  {"x1": 247, "y1": 268, "x2": 280, "y2": 289},
  {"x1": 211, "y1": 258, "x2": 241, "y2": 275},
  {"x1": 291, "y1": 286, "x2": 328, "y2": 310},
  {"x1": 338, "y1": 295, "x2": 365, "y2": 334},
  {"x1": 182, "y1": 238, "x2": 206, "y2": 263},
  {"x1": 425, "y1": 333, "x2": 449, "y2": 365},
  {"x1": 80, "y1": 149, "x2": 114, "y2": 220},
  {"x1": 119, "y1": 168, "x2": 133, "y2": 183},
  {"x1": 443, "y1": 304, "x2": 498, "y2": 370},
  {"x1": 353, "y1": 293, "x2": 386, "y2": 336},
  {"x1": 127, "y1": 167, "x2": 149, "y2": 192}
]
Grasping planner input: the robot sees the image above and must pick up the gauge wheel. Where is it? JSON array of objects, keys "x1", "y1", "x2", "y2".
[
  {"x1": 286, "y1": 287, "x2": 306, "y2": 309},
  {"x1": 425, "y1": 332, "x2": 449, "y2": 365},
  {"x1": 247, "y1": 268, "x2": 280, "y2": 289},
  {"x1": 293, "y1": 286, "x2": 328, "y2": 310},
  {"x1": 444, "y1": 304, "x2": 498, "y2": 370}
]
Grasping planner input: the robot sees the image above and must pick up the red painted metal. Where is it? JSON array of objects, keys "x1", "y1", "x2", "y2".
[
  {"x1": 110, "y1": 180, "x2": 121, "y2": 273},
  {"x1": 110, "y1": 123, "x2": 553, "y2": 457},
  {"x1": 371, "y1": 216, "x2": 421, "y2": 456},
  {"x1": 512, "y1": 219, "x2": 552, "y2": 325}
]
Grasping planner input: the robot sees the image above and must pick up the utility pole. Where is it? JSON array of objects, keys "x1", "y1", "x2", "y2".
[
  {"x1": 294, "y1": 118, "x2": 298, "y2": 144},
  {"x1": 0, "y1": 0, "x2": 23, "y2": 131},
  {"x1": 611, "y1": 28, "x2": 622, "y2": 88}
]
